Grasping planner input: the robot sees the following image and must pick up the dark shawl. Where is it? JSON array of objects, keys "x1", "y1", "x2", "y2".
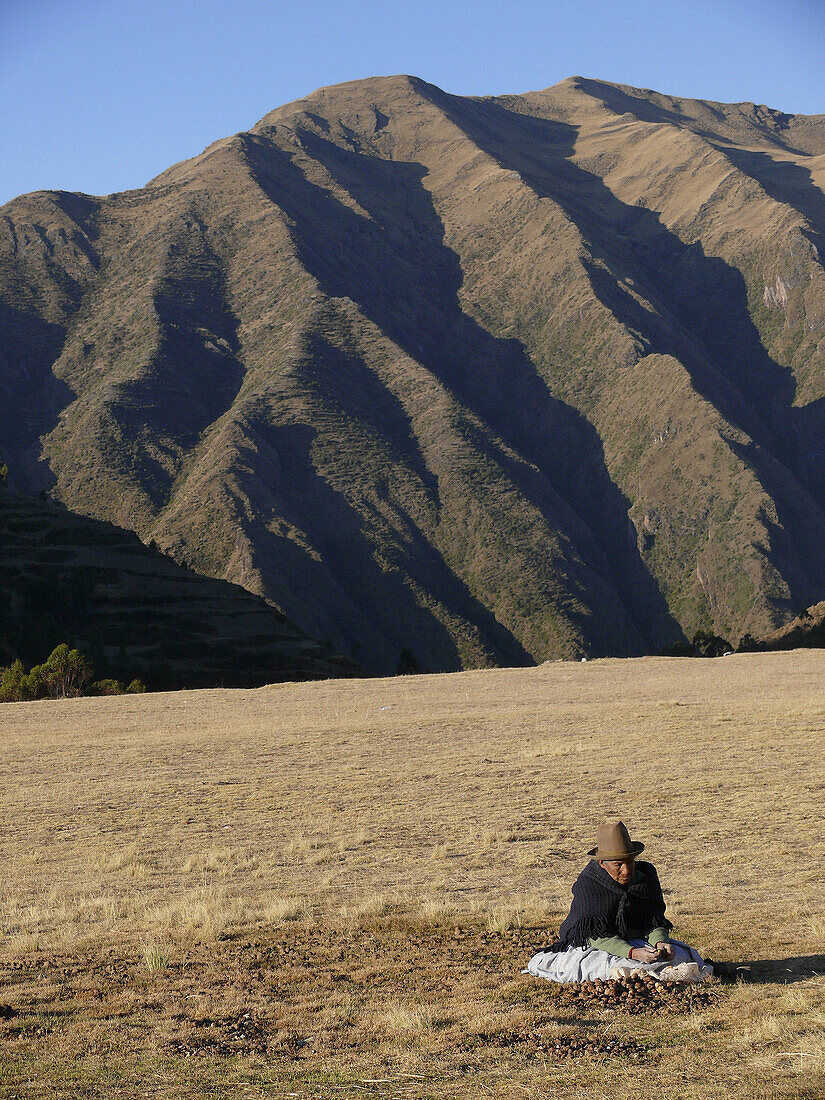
[{"x1": 550, "y1": 860, "x2": 672, "y2": 950}]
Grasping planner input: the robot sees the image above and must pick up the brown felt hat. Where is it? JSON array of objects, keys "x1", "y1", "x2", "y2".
[{"x1": 587, "y1": 820, "x2": 645, "y2": 859}]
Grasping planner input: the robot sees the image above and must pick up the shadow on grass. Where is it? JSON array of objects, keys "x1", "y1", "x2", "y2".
[{"x1": 725, "y1": 954, "x2": 825, "y2": 984}]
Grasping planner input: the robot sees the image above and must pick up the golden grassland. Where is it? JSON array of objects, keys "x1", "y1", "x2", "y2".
[{"x1": 0, "y1": 650, "x2": 824, "y2": 1098}]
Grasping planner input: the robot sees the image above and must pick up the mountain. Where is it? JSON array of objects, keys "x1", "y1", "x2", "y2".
[
  {"x1": 0, "y1": 493, "x2": 354, "y2": 687},
  {"x1": 2, "y1": 74, "x2": 825, "y2": 672}
]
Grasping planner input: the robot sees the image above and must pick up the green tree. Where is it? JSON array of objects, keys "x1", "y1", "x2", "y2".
[
  {"x1": 691, "y1": 631, "x2": 731, "y2": 658},
  {"x1": 1, "y1": 645, "x2": 148, "y2": 702},
  {"x1": 20, "y1": 663, "x2": 46, "y2": 701},
  {"x1": 40, "y1": 644, "x2": 93, "y2": 699},
  {"x1": 0, "y1": 659, "x2": 26, "y2": 702},
  {"x1": 92, "y1": 678, "x2": 125, "y2": 696}
]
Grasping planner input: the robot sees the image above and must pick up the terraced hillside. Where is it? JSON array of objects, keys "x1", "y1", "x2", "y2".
[
  {"x1": 3, "y1": 75, "x2": 825, "y2": 670},
  {"x1": 0, "y1": 494, "x2": 353, "y2": 687}
]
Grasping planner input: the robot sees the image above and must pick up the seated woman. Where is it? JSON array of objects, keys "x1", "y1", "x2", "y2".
[{"x1": 526, "y1": 821, "x2": 712, "y2": 983}]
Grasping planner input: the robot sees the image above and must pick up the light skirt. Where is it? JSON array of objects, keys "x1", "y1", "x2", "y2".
[{"x1": 525, "y1": 938, "x2": 710, "y2": 983}]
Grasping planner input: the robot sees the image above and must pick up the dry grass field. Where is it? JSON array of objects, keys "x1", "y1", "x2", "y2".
[{"x1": 1, "y1": 651, "x2": 824, "y2": 1098}]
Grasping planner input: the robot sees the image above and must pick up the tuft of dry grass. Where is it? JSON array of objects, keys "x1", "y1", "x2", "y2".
[
  {"x1": 337, "y1": 892, "x2": 391, "y2": 929},
  {"x1": 5, "y1": 931, "x2": 39, "y2": 955},
  {"x1": 180, "y1": 845, "x2": 259, "y2": 874},
  {"x1": 485, "y1": 904, "x2": 524, "y2": 932},
  {"x1": 373, "y1": 1002, "x2": 437, "y2": 1035},
  {"x1": 262, "y1": 894, "x2": 309, "y2": 922},
  {"x1": 142, "y1": 941, "x2": 171, "y2": 971},
  {"x1": 143, "y1": 884, "x2": 246, "y2": 942},
  {"x1": 803, "y1": 912, "x2": 825, "y2": 939},
  {"x1": 103, "y1": 843, "x2": 156, "y2": 877},
  {"x1": 417, "y1": 897, "x2": 457, "y2": 925}
]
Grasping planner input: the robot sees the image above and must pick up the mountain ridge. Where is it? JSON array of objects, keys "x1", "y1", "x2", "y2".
[{"x1": 3, "y1": 75, "x2": 825, "y2": 672}]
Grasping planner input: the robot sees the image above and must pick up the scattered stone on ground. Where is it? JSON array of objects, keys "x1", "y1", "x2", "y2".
[
  {"x1": 165, "y1": 1011, "x2": 314, "y2": 1059},
  {"x1": 551, "y1": 972, "x2": 718, "y2": 1014},
  {"x1": 0, "y1": 928, "x2": 728, "y2": 1077},
  {"x1": 533, "y1": 1034, "x2": 648, "y2": 1060},
  {"x1": 459, "y1": 1026, "x2": 649, "y2": 1061}
]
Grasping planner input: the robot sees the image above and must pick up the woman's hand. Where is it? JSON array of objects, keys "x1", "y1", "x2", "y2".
[
  {"x1": 654, "y1": 941, "x2": 674, "y2": 960},
  {"x1": 629, "y1": 946, "x2": 660, "y2": 964}
]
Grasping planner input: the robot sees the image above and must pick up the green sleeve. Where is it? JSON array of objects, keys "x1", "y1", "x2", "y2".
[
  {"x1": 646, "y1": 926, "x2": 669, "y2": 946},
  {"x1": 588, "y1": 934, "x2": 632, "y2": 958}
]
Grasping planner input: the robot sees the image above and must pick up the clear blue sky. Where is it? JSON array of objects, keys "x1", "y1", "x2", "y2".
[{"x1": 2, "y1": 0, "x2": 824, "y2": 207}]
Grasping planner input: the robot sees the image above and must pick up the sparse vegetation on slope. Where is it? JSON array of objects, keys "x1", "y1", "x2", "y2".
[
  {"x1": 3, "y1": 76, "x2": 825, "y2": 668},
  {"x1": 737, "y1": 598, "x2": 825, "y2": 653}
]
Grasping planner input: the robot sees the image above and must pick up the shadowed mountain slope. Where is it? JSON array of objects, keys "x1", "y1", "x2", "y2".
[
  {"x1": 2, "y1": 75, "x2": 825, "y2": 671},
  {"x1": 0, "y1": 494, "x2": 354, "y2": 687},
  {"x1": 752, "y1": 599, "x2": 825, "y2": 652}
]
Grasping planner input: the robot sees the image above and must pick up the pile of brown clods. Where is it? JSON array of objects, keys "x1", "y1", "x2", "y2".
[{"x1": 553, "y1": 971, "x2": 718, "y2": 1014}]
